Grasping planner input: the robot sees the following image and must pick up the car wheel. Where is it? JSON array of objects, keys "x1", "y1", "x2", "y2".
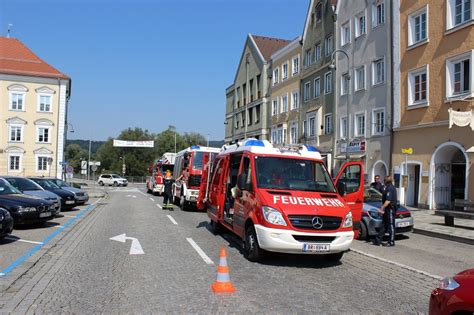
[
  {"x1": 147, "y1": 187, "x2": 152, "y2": 194},
  {"x1": 358, "y1": 222, "x2": 368, "y2": 241},
  {"x1": 244, "y1": 224, "x2": 264, "y2": 262},
  {"x1": 113, "y1": 181, "x2": 118, "y2": 187},
  {"x1": 324, "y1": 252, "x2": 344, "y2": 263},
  {"x1": 209, "y1": 219, "x2": 222, "y2": 235},
  {"x1": 99, "y1": 181, "x2": 104, "y2": 186}
]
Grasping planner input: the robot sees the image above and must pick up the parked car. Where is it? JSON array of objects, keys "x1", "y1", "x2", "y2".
[
  {"x1": 48, "y1": 178, "x2": 89, "y2": 205},
  {"x1": 29, "y1": 178, "x2": 77, "y2": 210},
  {"x1": 429, "y1": 269, "x2": 474, "y2": 314},
  {"x1": 3, "y1": 176, "x2": 62, "y2": 214},
  {"x1": 98, "y1": 174, "x2": 128, "y2": 187},
  {"x1": 0, "y1": 207, "x2": 14, "y2": 240},
  {"x1": 0, "y1": 178, "x2": 56, "y2": 225},
  {"x1": 358, "y1": 186, "x2": 414, "y2": 240}
]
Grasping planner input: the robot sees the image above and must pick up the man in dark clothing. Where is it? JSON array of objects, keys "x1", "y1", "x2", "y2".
[
  {"x1": 373, "y1": 176, "x2": 397, "y2": 246},
  {"x1": 163, "y1": 170, "x2": 174, "y2": 210},
  {"x1": 370, "y1": 175, "x2": 384, "y2": 193}
]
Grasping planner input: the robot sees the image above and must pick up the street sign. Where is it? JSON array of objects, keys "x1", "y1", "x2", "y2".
[
  {"x1": 89, "y1": 161, "x2": 101, "y2": 166},
  {"x1": 401, "y1": 148, "x2": 413, "y2": 154},
  {"x1": 59, "y1": 161, "x2": 68, "y2": 166},
  {"x1": 47, "y1": 157, "x2": 53, "y2": 165},
  {"x1": 66, "y1": 173, "x2": 73, "y2": 179},
  {"x1": 81, "y1": 161, "x2": 88, "y2": 170},
  {"x1": 91, "y1": 165, "x2": 98, "y2": 172},
  {"x1": 81, "y1": 170, "x2": 87, "y2": 175},
  {"x1": 66, "y1": 166, "x2": 74, "y2": 174}
]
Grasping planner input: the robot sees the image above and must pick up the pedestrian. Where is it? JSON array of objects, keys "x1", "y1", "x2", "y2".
[
  {"x1": 370, "y1": 175, "x2": 385, "y2": 193},
  {"x1": 163, "y1": 170, "x2": 174, "y2": 209},
  {"x1": 373, "y1": 176, "x2": 398, "y2": 247}
]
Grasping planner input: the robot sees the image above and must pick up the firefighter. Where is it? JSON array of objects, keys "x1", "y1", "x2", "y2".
[
  {"x1": 374, "y1": 176, "x2": 398, "y2": 247},
  {"x1": 163, "y1": 170, "x2": 174, "y2": 209}
]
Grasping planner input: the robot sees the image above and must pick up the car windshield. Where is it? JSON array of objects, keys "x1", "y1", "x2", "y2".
[
  {"x1": 364, "y1": 187, "x2": 383, "y2": 202},
  {"x1": 192, "y1": 152, "x2": 217, "y2": 171},
  {"x1": 0, "y1": 179, "x2": 22, "y2": 195},
  {"x1": 33, "y1": 179, "x2": 60, "y2": 189},
  {"x1": 255, "y1": 157, "x2": 336, "y2": 193},
  {"x1": 6, "y1": 178, "x2": 43, "y2": 191},
  {"x1": 111, "y1": 175, "x2": 122, "y2": 179},
  {"x1": 52, "y1": 179, "x2": 69, "y2": 187}
]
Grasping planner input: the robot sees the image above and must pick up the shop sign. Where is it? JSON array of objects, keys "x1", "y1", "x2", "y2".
[{"x1": 340, "y1": 139, "x2": 366, "y2": 153}]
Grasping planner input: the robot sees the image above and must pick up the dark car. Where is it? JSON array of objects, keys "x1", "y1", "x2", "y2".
[
  {"x1": 0, "y1": 178, "x2": 56, "y2": 225},
  {"x1": 430, "y1": 269, "x2": 474, "y2": 314},
  {"x1": 358, "y1": 186, "x2": 414, "y2": 240},
  {"x1": 48, "y1": 178, "x2": 89, "y2": 205},
  {"x1": 29, "y1": 178, "x2": 77, "y2": 210},
  {"x1": 0, "y1": 207, "x2": 14, "y2": 239}
]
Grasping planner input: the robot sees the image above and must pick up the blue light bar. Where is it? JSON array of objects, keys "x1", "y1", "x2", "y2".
[
  {"x1": 305, "y1": 145, "x2": 320, "y2": 152},
  {"x1": 190, "y1": 145, "x2": 201, "y2": 150},
  {"x1": 244, "y1": 139, "x2": 265, "y2": 147}
]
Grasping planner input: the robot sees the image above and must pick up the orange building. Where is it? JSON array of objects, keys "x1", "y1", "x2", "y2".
[{"x1": 393, "y1": 1, "x2": 473, "y2": 209}]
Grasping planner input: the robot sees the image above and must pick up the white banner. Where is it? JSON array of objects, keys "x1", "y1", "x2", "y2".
[{"x1": 113, "y1": 140, "x2": 154, "y2": 148}]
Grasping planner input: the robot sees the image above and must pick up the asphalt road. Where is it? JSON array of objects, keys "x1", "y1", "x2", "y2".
[{"x1": 1, "y1": 186, "x2": 473, "y2": 313}]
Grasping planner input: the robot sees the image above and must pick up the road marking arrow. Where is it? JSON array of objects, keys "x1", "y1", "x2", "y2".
[{"x1": 110, "y1": 233, "x2": 145, "y2": 255}]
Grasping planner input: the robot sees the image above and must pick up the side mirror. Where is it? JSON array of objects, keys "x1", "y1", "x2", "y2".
[
  {"x1": 237, "y1": 174, "x2": 246, "y2": 190},
  {"x1": 337, "y1": 181, "x2": 346, "y2": 196}
]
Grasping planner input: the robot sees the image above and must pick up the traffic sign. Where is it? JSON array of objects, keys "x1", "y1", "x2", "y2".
[
  {"x1": 66, "y1": 166, "x2": 74, "y2": 174},
  {"x1": 81, "y1": 161, "x2": 88, "y2": 170},
  {"x1": 91, "y1": 165, "x2": 98, "y2": 172},
  {"x1": 401, "y1": 148, "x2": 413, "y2": 154},
  {"x1": 47, "y1": 157, "x2": 53, "y2": 165},
  {"x1": 89, "y1": 161, "x2": 101, "y2": 166},
  {"x1": 59, "y1": 161, "x2": 68, "y2": 166}
]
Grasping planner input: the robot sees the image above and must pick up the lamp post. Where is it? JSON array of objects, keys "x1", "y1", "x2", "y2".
[
  {"x1": 65, "y1": 123, "x2": 75, "y2": 180},
  {"x1": 119, "y1": 156, "x2": 126, "y2": 177},
  {"x1": 329, "y1": 49, "x2": 351, "y2": 162}
]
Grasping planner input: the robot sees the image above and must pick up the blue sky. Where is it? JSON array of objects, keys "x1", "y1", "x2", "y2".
[{"x1": 0, "y1": 0, "x2": 308, "y2": 141}]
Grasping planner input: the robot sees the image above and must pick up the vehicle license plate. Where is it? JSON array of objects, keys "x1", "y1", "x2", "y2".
[
  {"x1": 302, "y1": 243, "x2": 330, "y2": 252},
  {"x1": 39, "y1": 212, "x2": 51, "y2": 218},
  {"x1": 397, "y1": 221, "x2": 410, "y2": 228},
  {"x1": 65, "y1": 200, "x2": 75, "y2": 204}
]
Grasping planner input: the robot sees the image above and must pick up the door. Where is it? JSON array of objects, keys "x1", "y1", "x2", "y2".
[
  {"x1": 233, "y1": 155, "x2": 255, "y2": 238},
  {"x1": 407, "y1": 165, "x2": 416, "y2": 206},
  {"x1": 334, "y1": 161, "x2": 364, "y2": 237},
  {"x1": 435, "y1": 164, "x2": 450, "y2": 209}
]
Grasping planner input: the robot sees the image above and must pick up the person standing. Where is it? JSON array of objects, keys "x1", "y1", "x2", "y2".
[
  {"x1": 374, "y1": 176, "x2": 397, "y2": 247},
  {"x1": 370, "y1": 175, "x2": 384, "y2": 193},
  {"x1": 163, "y1": 170, "x2": 174, "y2": 210}
]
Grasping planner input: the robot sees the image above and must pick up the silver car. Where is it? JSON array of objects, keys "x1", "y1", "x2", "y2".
[
  {"x1": 2, "y1": 176, "x2": 62, "y2": 214},
  {"x1": 49, "y1": 178, "x2": 89, "y2": 205}
]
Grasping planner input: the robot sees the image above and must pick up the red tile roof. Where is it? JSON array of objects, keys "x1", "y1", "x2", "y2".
[
  {"x1": 251, "y1": 35, "x2": 291, "y2": 61},
  {"x1": 0, "y1": 37, "x2": 69, "y2": 80}
]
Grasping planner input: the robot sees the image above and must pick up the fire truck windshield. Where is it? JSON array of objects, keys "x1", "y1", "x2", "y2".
[
  {"x1": 192, "y1": 152, "x2": 217, "y2": 171},
  {"x1": 255, "y1": 157, "x2": 336, "y2": 193}
]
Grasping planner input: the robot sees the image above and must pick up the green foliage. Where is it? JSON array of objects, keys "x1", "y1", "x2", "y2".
[
  {"x1": 65, "y1": 140, "x2": 104, "y2": 154},
  {"x1": 65, "y1": 144, "x2": 88, "y2": 172}
]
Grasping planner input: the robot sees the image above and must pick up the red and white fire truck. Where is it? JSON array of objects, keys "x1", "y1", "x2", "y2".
[
  {"x1": 172, "y1": 145, "x2": 220, "y2": 210},
  {"x1": 196, "y1": 139, "x2": 364, "y2": 262},
  {"x1": 146, "y1": 152, "x2": 176, "y2": 195}
]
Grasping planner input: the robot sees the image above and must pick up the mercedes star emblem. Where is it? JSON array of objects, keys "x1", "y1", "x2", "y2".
[{"x1": 312, "y1": 216, "x2": 324, "y2": 230}]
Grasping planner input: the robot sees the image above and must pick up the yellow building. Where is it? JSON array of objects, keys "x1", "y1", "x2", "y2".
[
  {"x1": 393, "y1": 1, "x2": 473, "y2": 209},
  {"x1": 0, "y1": 37, "x2": 71, "y2": 178}
]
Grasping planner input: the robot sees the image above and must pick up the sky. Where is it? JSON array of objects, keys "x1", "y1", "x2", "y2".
[{"x1": 0, "y1": 0, "x2": 308, "y2": 141}]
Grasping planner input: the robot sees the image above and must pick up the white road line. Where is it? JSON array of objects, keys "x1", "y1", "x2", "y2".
[
  {"x1": 149, "y1": 198, "x2": 155, "y2": 202},
  {"x1": 53, "y1": 225, "x2": 65, "y2": 229},
  {"x1": 132, "y1": 195, "x2": 137, "y2": 198},
  {"x1": 166, "y1": 215, "x2": 178, "y2": 225},
  {"x1": 3, "y1": 237, "x2": 44, "y2": 245},
  {"x1": 350, "y1": 248, "x2": 443, "y2": 280},
  {"x1": 186, "y1": 238, "x2": 214, "y2": 265},
  {"x1": 156, "y1": 204, "x2": 162, "y2": 209},
  {"x1": 138, "y1": 191, "x2": 148, "y2": 197}
]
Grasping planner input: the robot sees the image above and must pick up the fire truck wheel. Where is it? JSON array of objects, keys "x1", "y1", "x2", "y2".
[
  {"x1": 357, "y1": 222, "x2": 368, "y2": 240},
  {"x1": 209, "y1": 219, "x2": 222, "y2": 235},
  {"x1": 324, "y1": 252, "x2": 344, "y2": 263},
  {"x1": 244, "y1": 224, "x2": 264, "y2": 262},
  {"x1": 147, "y1": 187, "x2": 152, "y2": 194}
]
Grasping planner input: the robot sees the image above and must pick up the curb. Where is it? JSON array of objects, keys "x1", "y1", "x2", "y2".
[{"x1": 413, "y1": 228, "x2": 474, "y2": 246}]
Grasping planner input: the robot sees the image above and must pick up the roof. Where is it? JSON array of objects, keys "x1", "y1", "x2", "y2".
[
  {"x1": 250, "y1": 35, "x2": 291, "y2": 61},
  {"x1": 0, "y1": 37, "x2": 69, "y2": 80}
]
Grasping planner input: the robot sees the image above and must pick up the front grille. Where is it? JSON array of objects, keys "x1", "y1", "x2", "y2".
[
  {"x1": 396, "y1": 212, "x2": 411, "y2": 219},
  {"x1": 188, "y1": 175, "x2": 202, "y2": 187},
  {"x1": 292, "y1": 235, "x2": 336, "y2": 243},
  {"x1": 288, "y1": 215, "x2": 342, "y2": 231},
  {"x1": 396, "y1": 226, "x2": 413, "y2": 233},
  {"x1": 37, "y1": 205, "x2": 50, "y2": 212},
  {"x1": 76, "y1": 192, "x2": 85, "y2": 197}
]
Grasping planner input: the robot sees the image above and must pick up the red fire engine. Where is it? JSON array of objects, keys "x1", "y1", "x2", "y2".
[{"x1": 146, "y1": 152, "x2": 176, "y2": 195}]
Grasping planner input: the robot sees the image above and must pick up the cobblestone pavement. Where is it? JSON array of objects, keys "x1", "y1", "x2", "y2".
[{"x1": 1, "y1": 187, "x2": 472, "y2": 313}]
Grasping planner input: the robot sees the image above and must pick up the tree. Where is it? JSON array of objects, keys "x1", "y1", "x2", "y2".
[
  {"x1": 65, "y1": 144, "x2": 88, "y2": 172},
  {"x1": 155, "y1": 125, "x2": 187, "y2": 156},
  {"x1": 183, "y1": 132, "x2": 207, "y2": 147}
]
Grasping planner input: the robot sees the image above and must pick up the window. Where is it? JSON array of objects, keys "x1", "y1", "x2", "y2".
[
  {"x1": 340, "y1": 116, "x2": 348, "y2": 138},
  {"x1": 303, "y1": 120, "x2": 307, "y2": 138},
  {"x1": 314, "y1": 77, "x2": 321, "y2": 98},
  {"x1": 341, "y1": 73, "x2": 350, "y2": 95},
  {"x1": 324, "y1": 72, "x2": 332, "y2": 94},
  {"x1": 9, "y1": 155, "x2": 21, "y2": 171},
  {"x1": 241, "y1": 111, "x2": 245, "y2": 127},
  {"x1": 355, "y1": 12, "x2": 366, "y2": 37},
  {"x1": 325, "y1": 35, "x2": 333, "y2": 56},
  {"x1": 37, "y1": 156, "x2": 49, "y2": 172},
  {"x1": 9, "y1": 126, "x2": 23, "y2": 142},
  {"x1": 248, "y1": 108, "x2": 253, "y2": 125},
  {"x1": 235, "y1": 114, "x2": 239, "y2": 129},
  {"x1": 273, "y1": 68, "x2": 279, "y2": 86},
  {"x1": 38, "y1": 95, "x2": 52, "y2": 112},
  {"x1": 355, "y1": 113, "x2": 366, "y2": 137},
  {"x1": 304, "y1": 81, "x2": 311, "y2": 101},
  {"x1": 372, "y1": 1, "x2": 385, "y2": 28},
  {"x1": 373, "y1": 57, "x2": 385, "y2": 85},
  {"x1": 277, "y1": 128, "x2": 283, "y2": 144},
  {"x1": 11, "y1": 93, "x2": 25, "y2": 110},
  {"x1": 408, "y1": 7, "x2": 428, "y2": 46},
  {"x1": 271, "y1": 129, "x2": 277, "y2": 143},
  {"x1": 255, "y1": 105, "x2": 260, "y2": 123},
  {"x1": 447, "y1": 0, "x2": 472, "y2": 29},
  {"x1": 292, "y1": 55, "x2": 299, "y2": 75},
  {"x1": 290, "y1": 122, "x2": 298, "y2": 144},
  {"x1": 315, "y1": 3, "x2": 322, "y2": 23},
  {"x1": 355, "y1": 66, "x2": 366, "y2": 91},
  {"x1": 282, "y1": 62, "x2": 288, "y2": 80},
  {"x1": 281, "y1": 94, "x2": 288, "y2": 113},
  {"x1": 324, "y1": 114, "x2": 333, "y2": 134},
  {"x1": 272, "y1": 99, "x2": 279, "y2": 116},
  {"x1": 446, "y1": 52, "x2": 472, "y2": 97},
  {"x1": 38, "y1": 127, "x2": 50, "y2": 143},
  {"x1": 291, "y1": 91, "x2": 298, "y2": 110},
  {"x1": 308, "y1": 116, "x2": 316, "y2": 137},
  {"x1": 372, "y1": 109, "x2": 385, "y2": 135},
  {"x1": 341, "y1": 22, "x2": 351, "y2": 46},
  {"x1": 408, "y1": 66, "x2": 428, "y2": 105},
  {"x1": 315, "y1": 44, "x2": 321, "y2": 61},
  {"x1": 305, "y1": 49, "x2": 312, "y2": 67}
]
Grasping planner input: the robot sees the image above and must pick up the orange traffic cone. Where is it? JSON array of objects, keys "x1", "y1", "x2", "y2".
[{"x1": 211, "y1": 247, "x2": 236, "y2": 294}]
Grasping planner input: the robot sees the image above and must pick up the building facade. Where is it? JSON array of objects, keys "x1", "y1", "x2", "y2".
[
  {"x1": 224, "y1": 34, "x2": 290, "y2": 143},
  {"x1": 393, "y1": 0, "x2": 473, "y2": 209},
  {"x1": 300, "y1": 0, "x2": 337, "y2": 168},
  {"x1": 269, "y1": 37, "x2": 302, "y2": 146},
  {"x1": 0, "y1": 37, "x2": 71, "y2": 178},
  {"x1": 333, "y1": 0, "x2": 392, "y2": 181}
]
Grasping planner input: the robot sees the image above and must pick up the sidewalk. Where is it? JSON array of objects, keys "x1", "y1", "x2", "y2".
[{"x1": 408, "y1": 208, "x2": 474, "y2": 245}]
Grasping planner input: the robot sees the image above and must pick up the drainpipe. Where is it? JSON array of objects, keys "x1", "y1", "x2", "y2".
[{"x1": 389, "y1": 0, "x2": 395, "y2": 174}]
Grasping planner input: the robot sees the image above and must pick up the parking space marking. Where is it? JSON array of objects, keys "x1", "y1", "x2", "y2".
[
  {"x1": 53, "y1": 225, "x2": 65, "y2": 229},
  {"x1": 3, "y1": 237, "x2": 44, "y2": 245},
  {"x1": 186, "y1": 238, "x2": 214, "y2": 265},
  {"x1": 149, "y1": 198, "x2": 155, "y2": 202},
  {"x1": 156, "y1": 204, "x2": 162, "y2": 209},
  {"x1": 166, "y1": 215, "x2": 178, "y2": 225},
  {"x1": 62, "y1": 215, "x2": 77, "y2": 218}
]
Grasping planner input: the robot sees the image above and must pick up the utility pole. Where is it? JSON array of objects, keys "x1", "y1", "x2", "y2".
[{"x1": 87, "y1": 139, "x2": 91, "y2": 180}]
